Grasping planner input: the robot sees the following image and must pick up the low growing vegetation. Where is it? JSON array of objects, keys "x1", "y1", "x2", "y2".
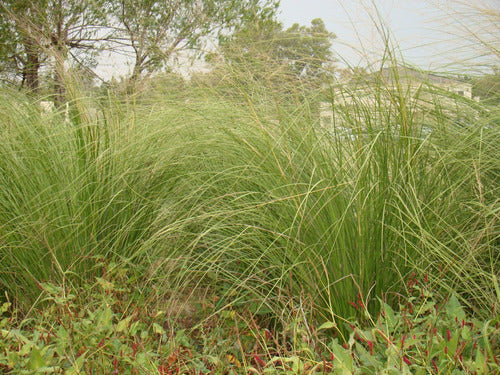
[{"x1": 0, "y1": 271, "x2": 498, "y2": 373}]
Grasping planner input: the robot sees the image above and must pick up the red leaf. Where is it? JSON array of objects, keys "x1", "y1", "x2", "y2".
[
  {"x1": 367, "y1": 340, "x2": 374, "y2": 355},
  {"x1": 98, "y1": 338, "x2": 106, "y2": 348},
  {"x1": 158, "y1": 365, "x2": 170, "y2": 375},
  {"x1": 253, "y1": 353, "x2": 266, "y2": 367},
  {"x1": 432, "y1": 359, "x2": 438, "y2": 372}
]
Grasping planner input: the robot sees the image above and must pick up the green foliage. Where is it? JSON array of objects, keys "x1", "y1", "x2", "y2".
[
  {"x1": 0, "y1": 88, "x2": 188, "y2": 307},
  {"x1": 0, "y1": 63, "x2": 498, "y2": 322},
  {"x1": 113, "y1": 0, "x2": 279, "y2": 89},
  {"x1": 214, "y1": 17, "x2": 335, "y2": 94},
  {"x1": 0, "y1": 274, "x2": 497, "y2": 373},
  {"x1": 336, "y1": 282, "x2": 500, "y2": 374},
  {"x1": 0, "y1": 277, "x2": 206, "y2": 373},
  {"x1": 278, "y1": 18, "x2": 335, "y2": 79},
  {"x1": 0, "y1": 32, "x2": 498, "y2": 374},
  {"x1": 0, "y1": 3, "x2": 498, "y2": 373},
  {"x1": 0, "y1": 0, "x2": 108, "y2": 92},
  {"x1": 472, "y1": 70, "x2": 500, "y2": 105}
]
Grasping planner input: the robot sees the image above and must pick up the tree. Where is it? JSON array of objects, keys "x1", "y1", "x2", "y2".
[
  {"x1": 0, "y1": 0, "x2": 280, "y2": 95},
  {"x1": 0, "y1": 0, "x2": 111, "y2": 100},
  {"x1": 472, "y1": 69, "x2": 500, "y2": 104},
  {"x1": 217, "y1": 17, "x2": 336, "y2": 86},
  {"x1": 42, "y1": 0, "x2": 111, "y2": 102},
  {"x1": 277, "y1": 18, "x2": 335, "y2": 80},
  {"x1": 112, "y1": 0, "x2": 279, "y2": 90},
  {"x1": 0, "y1": 1, "x2": 47, "y2": 91}
]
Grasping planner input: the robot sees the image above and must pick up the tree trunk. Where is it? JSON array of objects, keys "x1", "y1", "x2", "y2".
[
  {"x1": 53, "y1": 0, "x2": 67, "y2": 106},
  {"x1": 54, "y1": 48, "x2": 66, "y2": 106},
  {"x1": 23, "y1": 37, "x2": 40, "y2": 92},
  {"x1": 127, "y1": 60, "x2": 143, "y2": 94}
]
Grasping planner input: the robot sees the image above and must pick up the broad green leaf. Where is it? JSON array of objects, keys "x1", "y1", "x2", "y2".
[
  {"x1": 355, "y1": 341, "x2": 381, "y2": 368},
  {"x1": 136, "y1": 352, "x2": 149, "y2": 366},
  {"x1": 116, "y1": 315, "x2": 132, "y2": 332},
  {"x1": 18, "y1": 341, "x2": 34, "y2": 356},
  {"x1": 330, "y1": 340, "x2": 353, "y2": 372},
  {"x1": 461, "y1": 325, "x2": 471, "y2": 340},
  {"x1": 97, "y1": 306, "x2": 113, "y2": 328},
  {"x1": 129, "y1": 321, "x2": 140, "y2": 335},
  {"x1": 318, "y1": 320, "x2": 337, "y2": 331},
  {"x1": 64, "y1": 352, "x2": 86, "y2": 375},
  {"x1": 29, "y1": 346, "x2": 45, "y2": 370},
  {"x1": 378, "y1": 298, "x2": 397, "y2": 331},
  {"x1": 40, "y1": 283, "x2": 63, "y2": 296},
  {"x1": 474, "y1": 347, "x2": 485, "y2": 374},
  {"x1": 153, "y1": 323, "x2": 165, "y2": 335},
  {"x1": 445, "y1": 294, "x2": 465, "y2": 320},
  {"x1": 0, "y1": 302, "x2": 11, "y2": 314}
]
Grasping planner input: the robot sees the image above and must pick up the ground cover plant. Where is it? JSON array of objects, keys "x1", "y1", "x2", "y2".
[{"x1": 0, "y1": 271, "x2": 498, "y2": 373}]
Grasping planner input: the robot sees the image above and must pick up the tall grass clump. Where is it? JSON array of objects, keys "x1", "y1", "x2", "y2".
[
  {"x1": 0, "y1": 88, "x2": 212, "y2": 308},
  {"x1": 115, "y1": 64, "x2": 497, "y2": 332},
  {"x1": 0, "y1": 37, "x2": 498, "y2": 339},
  {"x1": 152, "y1": 61, "x2": 499, "y2": 328},
  {"x1": 1, "y1": 57, "x2": 498, "y2": 329}
]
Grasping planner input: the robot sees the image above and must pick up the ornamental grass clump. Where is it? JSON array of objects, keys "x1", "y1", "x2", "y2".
[
  {"x1": 0, "y1": 58, "x2": 498, "y2": 325},
  {"x1": 142, "y1": 61, "x2": 498, "y2": 325}
]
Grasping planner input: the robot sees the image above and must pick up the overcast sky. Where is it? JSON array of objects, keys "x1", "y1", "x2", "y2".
[
  {"x1": 278, "y1": 0, "x2": 498, "y2": 71},
  {"x1": 96, "y1": 0, "x2": 498, "y2": 80}
]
